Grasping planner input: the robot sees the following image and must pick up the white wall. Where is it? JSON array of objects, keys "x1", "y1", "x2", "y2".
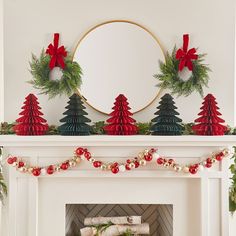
[{"x1": 2, "y1": 0, "x2": 236, "y2": 126}]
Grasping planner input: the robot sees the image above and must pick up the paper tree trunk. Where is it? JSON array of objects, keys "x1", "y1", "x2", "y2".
[
  {"x1": 58, "y1": 93, "x2": 92, "y2": 136},
  {"x1": 192, "y1": 93, "x2": 227, "y2": 135},
  {"x1": 14, "y1": 93, "x2": 48, "y2": 135},
  {"x1": 150, "y1": 93, "x2": 183, "y2": 135},
  {"x1": 103, "y1": 94, "x2": 138, "y2": 135}
]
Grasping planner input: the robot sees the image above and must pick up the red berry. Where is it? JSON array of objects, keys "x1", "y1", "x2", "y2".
[
  {"x1": 7, "y1": 157, "x2": 13, "y2": 164},
  {"x1": 134, "y1": 161, "x2": 139, "y2": 168},
  {"x1": 18, "y1": 161, "x2": 25, "y2": 168},
  {"x1": 84, "y1": 151, "x2": 91, "y2": 160},
  {"x1": 32, "y1": 168, "x2": 41, "y2": 176},
  {"x1": 144, "y1": 153, "x2": 153, "y2": 161},
  {"x1": 157, "y1": 157, "x2": 164, "y2": 165},
  {"x1": 206, "y1": 158, "x2": 212, "y2": 164},
  {"x1": 60, "y1": 162, "x2": 69, "y2": 170},
  {"x1": 47, "y1": 165, "x2": 54, "y2": 175},
  {"x1": 111, "y1": 166, "x2": 119, "y2": 174},
  {"x1": 125, "y1": 164, "x2": 131, "y2": 170},
  {"x1": 205, "y1": 162, "x2": 212, "y2": 168},
  {"x1": 93, "y1": 161, "x2": 102, "y2": 168},
  {"x1": 126, "y1": 159, "x2": 131, "y2": 164},
  {"x1": 75, "y1": 147, "x2": 84, "y2": 156},
  {"x1": 12, "y1": 157, "x2": 17, "y2": 163},
  {"x1": 216, "y1": 152, "x2": 224, "y2": 161},
  {"x1": 189, "y1": 166, "x2": 197, "y2": 174}
]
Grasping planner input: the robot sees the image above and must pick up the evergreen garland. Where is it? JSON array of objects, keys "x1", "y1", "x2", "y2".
[
  {"x1": 0, "y1": 148, "x2": 7, "y2": 203},
  {"x1": 29, "y1": 51, "x2": 82, "y2": 98},
  {"x1": 230, "y1": 146, "x2": 236, "y2": 213},
  {"x1": 155, "y1": 47, "x2": 210, "y2": 97}
]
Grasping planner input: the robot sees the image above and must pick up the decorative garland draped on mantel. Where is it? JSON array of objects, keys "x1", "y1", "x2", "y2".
[{"x1": 6, "y1": 147, "x2": 230, "y2": 176}]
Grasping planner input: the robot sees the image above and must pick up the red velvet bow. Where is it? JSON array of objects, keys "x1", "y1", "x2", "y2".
[
  {"x1": 46, "y1": 33, "x2": 67, "y2": 70},
  {"x1": 175, "y1": 34, "x2": 198, "y2": 71}
]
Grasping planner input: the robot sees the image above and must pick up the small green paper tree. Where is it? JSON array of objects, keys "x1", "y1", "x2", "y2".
[
  {"x1": 58, "y1": 93, "x2": 92, "y2": 136},
  {"x1": 151, "y1": 93, "x2": 183, "y2": 135}
]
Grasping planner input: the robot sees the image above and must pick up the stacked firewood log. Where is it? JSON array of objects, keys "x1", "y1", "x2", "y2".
[{"x1": 80, "y1": 216, "x2": 150, "y2": 236}]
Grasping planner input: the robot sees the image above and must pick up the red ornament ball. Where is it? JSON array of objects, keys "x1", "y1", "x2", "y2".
[
  {"x1": 168, "y1": 159, "x2": 174, "y2": 165},
  {"x1": 75, "y1": 147, "x2": 84, "y2": 156},
  {"x1": 157, "y1": 157, "x2": 164, "y2": 165},
  {"x1": 7, "y1": 157, "x2": 14, "y2": 165},
  {"x1": 206, "y1": 158, "x2": 212, "y2": 164},
  {"x1": 125, "y1": 164, "x2": 131, "y2": 170},
  {"x1": 84, "y1": 151, "x2": 91, "y2": 160},
  {"x1": 205, "y1": 162, "x2": 212, "y2": 168},
  {"x1": 47, "y1": 165, "x2": 54, "y2": 175},
  {"x1": 18, "y1": 161, "x2": 25, "y2": 168},
  {"x1": 216, "y1": 152, "x2": 224, "y2": 161},
  {"x1": 111, "y1": 166, "x2": 119, "y2": 174},
  {"x1": 134, "y1": 160, "x2": 139, "y2": 168},
  {"x1": 144, "y1": 153, "x2": 153, "y2": 161},
  {"x1": 189, "y1": 166, "x2": 198, "y2": 174},
  {"x1": 60, "y1": 162, "x2": 69, "y2": 170},
  {"x1": 93, "y1": 161, "x2": 102, "y2": 168},
  {"x1": 32, "y1": 168, "x2": 41, "y2": 176}
]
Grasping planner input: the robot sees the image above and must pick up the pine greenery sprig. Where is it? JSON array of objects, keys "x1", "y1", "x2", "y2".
[
  {"x1": 29, "y1": 50, "x2": 82, "y2": 99},
  {"x1": 0, "y1": 148, "x2": 7, "y2": 203},
  {"x1": 155, "y1": 47, "x2": 210, "y2": 97},
  {"x1": 229, "y1": 146, "x2": 236, "y2": 213}
]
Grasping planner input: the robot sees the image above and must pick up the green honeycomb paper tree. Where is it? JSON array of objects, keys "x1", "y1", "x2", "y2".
[
  {"x1": 151, "y1": 93, "x2": 183, "y2": 135},
  {"x1": 58, "y1": 93, "x2": 92, "y2": 135}
]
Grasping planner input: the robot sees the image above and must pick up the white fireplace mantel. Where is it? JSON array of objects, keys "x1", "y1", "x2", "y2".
[
  {"x1": 0, "y1": 135, "x2": 235, "y2": 236},
  {"x1": 0, "y1": 134, "x2": 235, "y2": 146}
]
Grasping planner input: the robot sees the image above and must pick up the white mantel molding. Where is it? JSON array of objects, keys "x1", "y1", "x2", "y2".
[{"x1": 0, "y1": 135, "x2": 236, "y2": 147}]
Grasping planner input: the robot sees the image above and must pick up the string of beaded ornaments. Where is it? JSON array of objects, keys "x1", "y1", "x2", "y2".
[{"x1": 6, "y1": 147, "x2": 230, "y2": 176}]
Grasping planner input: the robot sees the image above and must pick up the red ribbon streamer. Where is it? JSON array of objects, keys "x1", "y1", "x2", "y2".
[
  {"x1": 46, "y1": 33, "x2": 67, "y2": 70},
  {"x1": 175, "y1": 34, "x2": 198, "y2": 71}
]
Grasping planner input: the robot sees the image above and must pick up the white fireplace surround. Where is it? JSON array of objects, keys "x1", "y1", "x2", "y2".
[{"x1": 0, "y1": 135, "x2": 235, "y2": 236}]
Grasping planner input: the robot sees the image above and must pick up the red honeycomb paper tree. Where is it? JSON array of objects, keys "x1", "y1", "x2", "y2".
[
  {"x1": 103, "y1": 94, "x2": 138, "y2": 135},
  {"x1": 192, "y1": 94, "x2": 227, "y2": 135},
  {"x1": 14, "y1": 94, "x2": 48, "y2": 135}
]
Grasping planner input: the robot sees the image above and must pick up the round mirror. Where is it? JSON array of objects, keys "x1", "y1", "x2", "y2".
[{"x1": 73, "y1": 20, "x2": 165, "y2": 114}]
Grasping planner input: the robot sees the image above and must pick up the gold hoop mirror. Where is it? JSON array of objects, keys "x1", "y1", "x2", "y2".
[{"x1": 73, "y1": 20, "x2": 165, "y2": 114}]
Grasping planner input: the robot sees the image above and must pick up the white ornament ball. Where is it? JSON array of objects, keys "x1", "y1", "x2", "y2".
[
  {"x1": 101, "y1": 164, "x2": 107, "y2": 171},
  {"x1": 119, "y1": 165, "x2": 126, "y2": 172},
  {"x1": 152, "y1": 152, "x2": 160, "y2": 160},
  {"x1": 174, "y1": 165, "x2": 182, "y2": 172},
  {"x1": 183, "y1": 166, "x2": 189, "y2": 173},
  {"x1": 129, "y1": 163, "x2": 135, "y2": 169},
  {"x1": 41, "y1": 168, "x2": 46, "y2": 175},
  {"x1": 139, "y1": 159, "x2": 147, "y2": 166},
  {"x1": 89, "y1": 158, "x2": 95, "y2": 163},
  {"x1": 12, "y1": 162, "x2": 18, "y2": 167},
  {"x1": 198, "y1": 165, "x2": 204, "y2": 171}
]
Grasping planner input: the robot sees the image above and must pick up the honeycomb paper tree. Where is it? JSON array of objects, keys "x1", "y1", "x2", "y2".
[
  {"x1": 103, "y1": 94, "x2": 138, "y2": 135},
  {"x1": 58, "y1": 93, "x2": 92, "y2": 136},
  {"x1": 151, "y1": 93, "x2": 183, "y2": 135},
  {"x1": 192, "y1": 94, "x2": 227, "y2": 135},
  {"x1": 14, "y1": 94, "x2": 48, "y2": 135}
]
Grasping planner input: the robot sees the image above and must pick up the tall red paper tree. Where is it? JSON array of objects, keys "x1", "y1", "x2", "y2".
[
  {"x1": 14, "y1": 94, "x2": 48, "y2": 135},
  {"x1": 103, "y1": 94, "x2": 138, "y2": 135},
  {"x1": 192, "y1": 94, "x2": 227, "y2": 135}
]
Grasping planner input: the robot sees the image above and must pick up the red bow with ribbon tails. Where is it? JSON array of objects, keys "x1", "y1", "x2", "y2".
[
  {"x1": 46, "y1": 33, "x2": 67, "y2": 70},
  {"x1": 175, "y1": 34, "x2": 198, "y2": 71}
]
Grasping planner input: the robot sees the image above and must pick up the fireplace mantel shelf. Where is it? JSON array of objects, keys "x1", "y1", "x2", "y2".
[{"x1": 0, "y1": 135, "x2": 235, "y2": 147}]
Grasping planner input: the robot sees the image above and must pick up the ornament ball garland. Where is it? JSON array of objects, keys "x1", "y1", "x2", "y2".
[{"x1": 6, "y1": 147, "x2": 230, "y2": 176}]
